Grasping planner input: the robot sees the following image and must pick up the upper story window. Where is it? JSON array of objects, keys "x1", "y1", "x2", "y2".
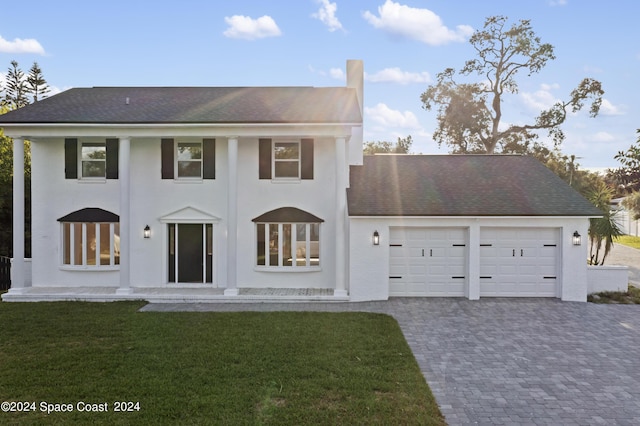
[
  {"x1": 81, "y1": 142, "x2": 106, "y2": 178},
  {"x1": 273, "y1": 141, "x2": 300, "y2": 178},
  {"x1": 177, "y1": 142, "x2": 203, "y2": 178},
  {"x1": 259, "y1": 138, "x2": 314, "y2": 181},
  {"x1": 57, "y1": 208, "x2": 120, "y2": 269},
  {"x1": 65, "y1": 138, "x2": 118, "y2": 180},
  {"x1": 162, "y1": 138, "x2": 216, "y2": 180}
]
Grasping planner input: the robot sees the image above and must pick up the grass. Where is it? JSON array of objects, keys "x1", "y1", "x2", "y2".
[
  {"x1": 614, "y1": 235, "x2": 640, "y2": 249},
  {"x1": 0, "y1": 302, "x2": 445, "y2": 425},
  {"x1": 588, "y1": 285, "x2": 640, "y2": 304}
]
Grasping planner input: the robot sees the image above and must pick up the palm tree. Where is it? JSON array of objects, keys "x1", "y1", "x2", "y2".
[{"x1": 588, "y1": 181, "x2": 623, "y2": 265}]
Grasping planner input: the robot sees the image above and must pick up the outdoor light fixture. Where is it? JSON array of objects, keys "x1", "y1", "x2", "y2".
[
  {"x1": 572, "y1": 231, "x2": 581, "y2": 246},
  {"x1": 144, "y1": 225, "x2": 151, "y2": 239},
  {"x1": 373, "y1": 230, "x2": 380, "y2": 246}
]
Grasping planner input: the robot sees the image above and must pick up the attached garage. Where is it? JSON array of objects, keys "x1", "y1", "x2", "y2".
[
  {"x1": 480, "y1": 228, "x2": 559, "y2": 297},
  {"x1": 389, "y1": 228, "x2": 466, "y2": 296},
  {"x1": 347, "y1": 155, "x2": 603, "y2": 302}
]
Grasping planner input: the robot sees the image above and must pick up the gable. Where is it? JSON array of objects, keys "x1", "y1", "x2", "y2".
[
  {"x1": 159, "y1": 206, "x2": 221, "y2": 223},
  {"x1": 347, "y1": 155, "x2": 603, "y2": 217}
]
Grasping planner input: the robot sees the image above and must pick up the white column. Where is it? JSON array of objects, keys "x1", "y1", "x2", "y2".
[
  {"x1": 116, "y1": 137, "x2": 131, "y2": 294},
  {"x1": 334, "y1": 136, "x2": 348, "y2": 297},
  {"x1": 224, "y1": 137, "x2": 239, "y2": 296},
  {"x1": 11, "y1": 137, "x2": 25, "y2": 292}
]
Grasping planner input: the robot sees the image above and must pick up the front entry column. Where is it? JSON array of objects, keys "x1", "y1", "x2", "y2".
[
  {"x1": 224, "y1": 137, "x2": 239, "y2": 296},
  {"x1": 116, "y1": 137, "x2": 131, "y2": 294},
  {"x1": 11, "y1": 137, "x2": 26, "y2": 293},
  {"x1": 334, "y1": 136, "x2": 348, "y2": 297}
]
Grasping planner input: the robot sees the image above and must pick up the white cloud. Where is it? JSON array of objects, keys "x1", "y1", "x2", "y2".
[
  {"x1": 329, "y1": 67, "x2": 345, "y2": 80},
  {"x1": 312, "y1": 0, "x2": 344, "y2": 32},
  {"x1": 521, "y1": 83, "x2": 561, "y2": 111},
  {"x1": 599, "y1": 99, "x2": 624, "y2": 116},
  {"x1": 591, "y1": 131, "x2": 615, "y2": 142},
  {"x1": 365, "y1": 67, "x2": 431, "y2": 84},
  {"x1": 223, "y1": 15, "x2": 282, "y2": 40},
  {"x1": 362, "y1": 0, "x2": 472, "y2": 45},
  {"x1": 0, "y1": 35, "x2": 45, "y2": 55},
  {"x1": 549, "y1": 0, "x2": 568, "y2": 6},
  {"x1": 365, "y1": 102, "x2": 422, "y2": 129}
]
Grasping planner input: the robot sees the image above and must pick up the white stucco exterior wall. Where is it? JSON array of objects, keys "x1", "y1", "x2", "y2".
[
  {"x1": 349, "y1": 216, "x2": 591, "y2": 302},
  {"x1": 29, "y1": 134, "x2": 347, "y2": 291}
]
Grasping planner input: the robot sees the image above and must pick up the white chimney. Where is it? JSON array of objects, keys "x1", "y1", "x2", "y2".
[
  {"x1": 346, "y1": 59, "x2": 364, "y2": 166},
  {"x1": 346, "y1": 59, "x2": 363, "y2": 117}
]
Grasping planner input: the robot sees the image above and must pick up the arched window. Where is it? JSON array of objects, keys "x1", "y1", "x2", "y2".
[
  {"x1": 253, "y1": 207, "x2": 323, "y2": 269},
  {"x1": 58, "y1": 208, "x2": 120, "y2": 268}
]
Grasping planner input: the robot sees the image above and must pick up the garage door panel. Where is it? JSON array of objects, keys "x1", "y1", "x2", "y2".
[
  {"x1": 480, "y1": 228, "x2": 559, "y2": 297},
  {"x1": 389, "y1": 227, "x2": 467, "y2": 297}
]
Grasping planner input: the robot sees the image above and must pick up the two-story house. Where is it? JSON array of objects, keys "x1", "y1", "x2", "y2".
[{"x1": 1, "y1": 60, "x2": 604, "y2": 303}]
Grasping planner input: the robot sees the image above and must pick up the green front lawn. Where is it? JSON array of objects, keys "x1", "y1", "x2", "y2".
[
  {"x1": 0, "y1": 302, "x2": 445, "y2": 425},
  {"x1": 615, "y1": 235, "x2": 640, "y2": 249}
]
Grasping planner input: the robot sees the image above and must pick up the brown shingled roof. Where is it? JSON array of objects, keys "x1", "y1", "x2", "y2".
[{"x1": 347, "y1": 155, "x2": 602, "y2": 217}]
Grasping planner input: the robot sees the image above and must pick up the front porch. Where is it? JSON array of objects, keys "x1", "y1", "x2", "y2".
[{"x1": 1, "y1": 286, "x2": 348, "y2": 303}]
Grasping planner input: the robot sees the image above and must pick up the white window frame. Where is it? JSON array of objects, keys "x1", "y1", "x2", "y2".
[
  {"x1": 60, "y1": 222, "x2": 120, "y2": 270},
  {"x1": 176, "y1": 140, "x2": 203, "y2": 180},
  {"x1": 255, "y1": 222, "x2": 320, "y2": 271},
  {"x1": 79, "y1": 141, "x2": 106, "y2": 180},
  {"x1": 272, "y1": 140, "x2": 301, "y2": 180}
]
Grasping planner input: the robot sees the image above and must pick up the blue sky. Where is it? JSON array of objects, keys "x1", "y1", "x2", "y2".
[{"x1": 1, "y1": 0, "x2": 637, "y2": 170}]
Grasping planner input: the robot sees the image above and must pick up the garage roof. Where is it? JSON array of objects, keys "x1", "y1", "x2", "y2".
[
  {"x1": 0, "y1": 86, "x2": 362, "y2": 124},
  {"x1": 347, "y1": 155, "x2": 603, "y2": 217}
]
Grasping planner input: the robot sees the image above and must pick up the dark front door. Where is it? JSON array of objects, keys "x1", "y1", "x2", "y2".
[{"x1": 178, "y1": 224, "x2": 203, "y2": 283}]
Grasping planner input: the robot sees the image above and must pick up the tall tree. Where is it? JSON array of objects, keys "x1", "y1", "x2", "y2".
[
  {"x1": 421, "y1": 16, "x2": 604, "y2": 154},
  {"x1": 26, "y1": 62, "x2": 50, "y2": 102},
  {"x1": 364, "y1": 135, "x2": 413, "y2": 155},
  {"x1": 4, "y1": 61, "x2": 29, "y2": 110},
  {"x1": 609, "y1": 130, "x2": 640, "y2": 193}
]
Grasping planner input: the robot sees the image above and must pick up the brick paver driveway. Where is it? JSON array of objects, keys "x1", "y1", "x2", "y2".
[{"x1": 144, "y1": 298, "x2": 640, "y2": 425}]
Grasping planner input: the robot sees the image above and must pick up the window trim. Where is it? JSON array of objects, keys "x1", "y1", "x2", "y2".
[
  {"x1": 272, "y1": 140, "x2": 301, "y2": 180},
  {"x1": 255, "y1": 222, "x2": 320, "y2": 271},
  {"x1": 79, "y1": 141, "x2": 107, "y2": 180},
  {"x1": 175, "y1": 140, "x2": 203, "y2": 180}
]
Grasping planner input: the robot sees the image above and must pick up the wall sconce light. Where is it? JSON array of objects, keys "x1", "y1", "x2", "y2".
[
  {"x1": 572, "y1": 231, "x2": 581, "y2": 246},
  {"x1": 144, "y1": 225, "x2": 151, "y2": 239},
  {"x1": 373, "y1": 230, "x2": 380, "y2": 246}
]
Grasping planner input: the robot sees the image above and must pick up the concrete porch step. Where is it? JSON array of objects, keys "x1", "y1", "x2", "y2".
[{"x1": 1, "y1": 286, "x2": 349, "y2": 303}]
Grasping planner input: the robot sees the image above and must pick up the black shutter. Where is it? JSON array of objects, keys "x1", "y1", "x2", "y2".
[
  {"x1": 301, "y1": 138, "x2": 314, "y2": 180},
  {"x1": 161, "y1": 138, "x2": 174, "y2": 179},
  {"x1": 203, "y1": 138, "x2": 216, "y2": 179},
  {"x1": 64, "y1": 138, "x2": 78, "y2": 179},
  {"x1": 106, "y1": 138, "x2": 119, "y2": 179},
  {"x1": 259, "y1": 138, "x2": 272, "y2": 179}
]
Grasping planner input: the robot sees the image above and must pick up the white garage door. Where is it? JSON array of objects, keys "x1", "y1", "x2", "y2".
[
  {"x1": 480, "y1": 228, "x2": 559, "y2": 297},
  {"x1": 389, "y1": 228, "x2": 466, "y2": 297}
]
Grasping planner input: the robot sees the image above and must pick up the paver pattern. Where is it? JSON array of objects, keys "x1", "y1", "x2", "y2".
[{"x1": 143, "y1": 299, "x2": 640, "y2": 425}]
